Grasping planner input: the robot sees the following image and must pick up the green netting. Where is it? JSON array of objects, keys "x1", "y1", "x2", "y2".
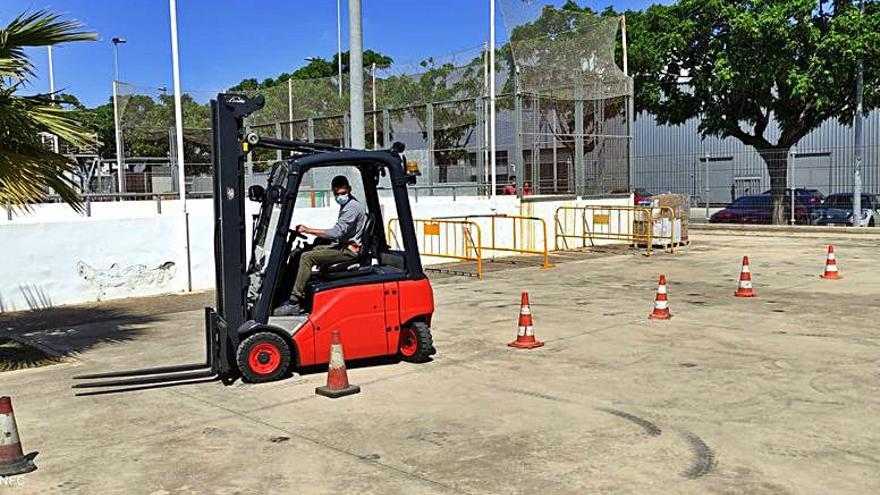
[
  {"x1": 499, "y1": 2, "x2": 632, "y2": 100},
  {"x1": 115, "y1": 82, "x2": 215, "y2": 192},
  {"x1": 113, "y1": 5, "x2": 634, "y2": 198},
  {"x1": 116, "y1": 82, "x2": 212, "y2": 158},
  {"x1": 244, "y1": 75, "x2": 347, "y2": 127}
]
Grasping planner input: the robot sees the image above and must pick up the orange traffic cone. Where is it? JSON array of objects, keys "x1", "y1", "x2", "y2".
[
  {"x1": 734, "y1": 256, "x2": 756, "y2": 297},
  {"x1": 820, "y1": 245, "x2": 841, "y2": 279},
  {"x1": 315, "y1": 330, "x2": 361, "y2": 398},
  {"x1": 508, "y1": 292, "x2": 544, "y2": 349},
  {"x1": 648, "y1": 275, "x2": 673, "y2": 320},
  {"x1": 0, "y1": 397, "x2": 37, "y2": 477}
]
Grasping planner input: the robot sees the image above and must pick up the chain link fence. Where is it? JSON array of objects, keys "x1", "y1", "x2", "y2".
[
  {"x1": 633, "y1": 145, "x2": 880, "y2": 203},
  {"x1": 91, "y1": 2, "x2": 633, "y2": 201}
]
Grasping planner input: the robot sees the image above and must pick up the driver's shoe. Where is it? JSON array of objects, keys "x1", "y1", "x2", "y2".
[{"x1": 273, "y1": 301, "x2": 305, "y2": 316}]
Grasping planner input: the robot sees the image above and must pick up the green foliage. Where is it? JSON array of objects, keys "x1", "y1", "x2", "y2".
[
  {"x1": 74, "y1": 98, "x2": 115, "y2": 157},
  {"x1": 628, "y1": 0, "x2": 879, "y2": 223},
  {"x1": 230, "y1": 49, "x2": 394, "y2": 91},
  {"x1": 379, "y1": 60, "x2": 484, "y2": 178},
  {"x1": 0, "y1": 10, "x2": 97, "y2": 210},
  {"x1": 118, "y1": 93, "x2": 211, "y2": 164},
  {"x1": 629, "y1": 0, "x2": 879, "y2": 148}
]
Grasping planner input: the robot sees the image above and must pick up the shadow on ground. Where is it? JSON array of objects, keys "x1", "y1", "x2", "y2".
[
  {"x1": 0, "y1": 291, "x2": 214, "y2": 361},
  {"x1": 425, "y1": 245, "x2": 653, "y2": 280}
]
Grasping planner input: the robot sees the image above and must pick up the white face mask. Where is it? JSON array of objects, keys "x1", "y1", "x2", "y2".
[{"x1": 335, "y1": 194, "x2": 350, "y2": 206}]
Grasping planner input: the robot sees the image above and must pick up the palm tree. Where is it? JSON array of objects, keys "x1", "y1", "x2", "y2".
[{"x1": 0, "y1": 10, "x2": 97, "y2": 211}]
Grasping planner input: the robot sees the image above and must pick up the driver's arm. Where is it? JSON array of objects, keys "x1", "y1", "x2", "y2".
[
  {"x1": 298, "y1": 225, "x2": 330, "y2": 238},
  {"x1": 298, "y1": 207, "x2": 356, "y2": 240}
]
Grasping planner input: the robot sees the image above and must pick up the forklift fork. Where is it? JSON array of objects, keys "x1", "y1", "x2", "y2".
[{"x1": 71, "y1": 308, "x2": 228, "y2": 395}]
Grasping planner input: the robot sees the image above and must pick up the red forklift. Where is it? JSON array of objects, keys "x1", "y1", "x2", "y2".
[{"x1": 74, "y1": 94, "x2": 435, "y2": 393}]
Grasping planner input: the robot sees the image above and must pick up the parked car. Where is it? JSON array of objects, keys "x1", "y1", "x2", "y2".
[
  {"x1": 814, "y1": 193, "x2": 880, "y2": 227},
  {"x1": 761, "y1": 188, "x2": 825, "y2": 223},
  {"x1": 761, "y1": 188, "x2": 825, "y2": 207},
  {"x1": 610, "y1": 188, "x2": 654, "y2": 206},
  {"x1": 710, "y1": 195, "x2": 809, "y2": 224}
]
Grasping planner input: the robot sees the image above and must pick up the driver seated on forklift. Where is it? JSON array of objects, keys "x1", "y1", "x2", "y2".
[{"x1": 274, "y1": 175, "x2": 368, "y2": 316}]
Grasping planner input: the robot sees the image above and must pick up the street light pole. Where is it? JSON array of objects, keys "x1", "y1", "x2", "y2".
[
  {"x1": 489, "y1": 0, "x2": 497, "y2": 197},
  {"x1": 348, "y1": 0, "x2": 365, "y2": 149},
  {"x1": 483, "y1": 42, "x2": 489, "y2": 188},
  {"x1": 169, "y1": 0, "x2": 186, "y2": 207},
  {"x1": 288, "y1": 77, "x2": 294, "y2": 139},
  {"x1": 853, "y1": 0, "x2": 864, "y2": 226},
  {"x1": 371, "y1": 62, "x2": 378, "y2": 149},
  {"x1": 337, "y1": 0, "x2": 343, "y2": 97},
  {"x1": 111, "y1": 37, "x2": 127, "y2": 195},
  {"x1": 169, "y1": 0, "x2": 193, "y2": 292},
  {"x1": 111, "y1": 37, "x2": 126, "y2": 82},
  {"x1": 47, "y1": 46, "x2": 59, "y2": 153}
]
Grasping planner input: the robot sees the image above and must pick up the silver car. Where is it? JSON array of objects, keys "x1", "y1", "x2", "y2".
[{"x1": 814, "y1": 194, "x2": 880, "y2": 227}]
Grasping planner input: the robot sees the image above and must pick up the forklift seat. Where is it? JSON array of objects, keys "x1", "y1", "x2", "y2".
[{"x1": 319, "y1": 213, "x2": 375, "y2": 280}]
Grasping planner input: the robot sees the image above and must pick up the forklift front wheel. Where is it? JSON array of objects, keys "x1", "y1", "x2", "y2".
[
  {"x1": 398, "y1": 322, "x2": 434, "y2": 363},
  {"x1": 237, "y1": 332, "x2": 292, "y2": 383}
]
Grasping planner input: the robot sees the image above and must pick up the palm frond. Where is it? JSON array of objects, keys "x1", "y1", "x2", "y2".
[
  {"x1": 0, "y1": 10, "x2": 97, "y2": 81},
  {"x1": 0, "y1": 10, "x2": 97, "y2": 212}
]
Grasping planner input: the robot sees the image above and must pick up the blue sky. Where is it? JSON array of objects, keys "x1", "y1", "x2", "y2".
[{"x1": 4, "y1": 0, "x2": 663, "y2": 107}]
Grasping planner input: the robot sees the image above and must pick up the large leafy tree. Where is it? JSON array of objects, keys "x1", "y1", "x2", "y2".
[
  {"x1": 229, "y1": 49, "x2": 394, "y2": 91},
  {"x1": 0, "y1": 11, "x2": 97, "y2": 209},
  {"x1": 629, "y1": 0, "x2": 879, "y2": 223}
]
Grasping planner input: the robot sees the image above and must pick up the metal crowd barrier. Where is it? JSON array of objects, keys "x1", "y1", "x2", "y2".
[
  {"x1": 554, "y1": 205, "x2": 682, "y2": 256},
  {"x1": 433, "y1": 214, "x2": 553, "y2": 269},
  {"x1": 388, "y1": 218, "x2": 484, "y2": 279}
]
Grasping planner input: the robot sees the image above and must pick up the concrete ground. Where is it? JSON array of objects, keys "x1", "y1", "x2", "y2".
[{"x1": 1, "y1": 230, "x2": 879, "y2": 495}]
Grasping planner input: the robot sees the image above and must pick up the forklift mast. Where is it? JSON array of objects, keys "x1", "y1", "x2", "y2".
[{"x1": 209, "y1": 94, "x2": 265, "y2": 373}]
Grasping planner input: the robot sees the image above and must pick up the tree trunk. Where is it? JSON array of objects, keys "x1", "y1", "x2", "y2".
[{"x1": 758, "y1": 148, "x2": 789, "y2": 225}]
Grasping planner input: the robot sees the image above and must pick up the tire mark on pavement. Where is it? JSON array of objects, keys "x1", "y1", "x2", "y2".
[
  {"x1": 171, "y1": 388, "x2": 476, "y2": 495},
  {"x1": 597, "y1": 408, "x2": 662, "y2": 437},
  {"x1": 677, "y1": 428, "x2": 716, "y2": 479}
]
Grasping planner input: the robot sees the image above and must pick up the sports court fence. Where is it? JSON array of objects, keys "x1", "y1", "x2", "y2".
[{"x1": 91, "y1": 4, "x2": 632, "y2": 201}]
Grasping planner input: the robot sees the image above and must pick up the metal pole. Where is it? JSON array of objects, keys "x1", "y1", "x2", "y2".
[
  {"x1": 552, "y1": 110, "x2": 558, "y2": 192},
  {"x1": 704, "y1": 153, "x2": 710, "y2": 219},
  {"x1": 47, "y1": 47, "x2": 60, "y2": 153},
  {"x1": 853, "y1": 0, "x2": 865, "y2": 226},
  {"x1": 112, "y1": 80, "x2": 125, "y2": 194},
  {"x1": 337, "y1": 0, "x2": 344, "y2": 98},
  {"x1": 371, "y1": 62, "x2": 378, "y2": 149},
  {"x1": 288, "y1": 77, "x2": 294, "y2": 139},
  {"x1": 426, "y1": 103, "x2": 435, "y2": 190},
  {"x1": 489, "y1": 0, "x2": 497, "y2": 197},
  {"x1": 483, "y1": 42, "x2": 490, "y2": 186},
  {"x1": 113, "y1": 44, "x2": 119, "y2": 81},
  {"x1": 382, "y1": 108, "x2": 390, "y2": 148},
  {"x1": 789, "y1": 147, "x2": 796, "y2": 225},
  {"x1": 622, "y1": 15, "x2": 635, "y2": 192},
  {"x1": 348, "y1": 0, "x2": 365, "y2": 149},
  {"x1": 169, "y1": 0, "x2": 192, "y2": 292},
  {"x1": 48, "y1": 46, "x2": 55, "y2": 94},
  {"x1": 169, "y1": 0, "x2": 186, "y2": 207}
]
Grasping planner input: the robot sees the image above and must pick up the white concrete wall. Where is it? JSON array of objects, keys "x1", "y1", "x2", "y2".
[
  {"x1": 0, "y1": 195, "x2": 629, "y2": 312},
  {"x1": 0, "y1": 215, "x2": 189, "y2": 312}
]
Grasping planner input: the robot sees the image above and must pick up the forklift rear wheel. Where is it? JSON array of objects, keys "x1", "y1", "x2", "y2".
[
  {"x1": 399, "y1": 322, "x2": 434, "y2": 363},
  {"x1": 237, "y1": 332, "x2": 291, "y2": 383}
]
